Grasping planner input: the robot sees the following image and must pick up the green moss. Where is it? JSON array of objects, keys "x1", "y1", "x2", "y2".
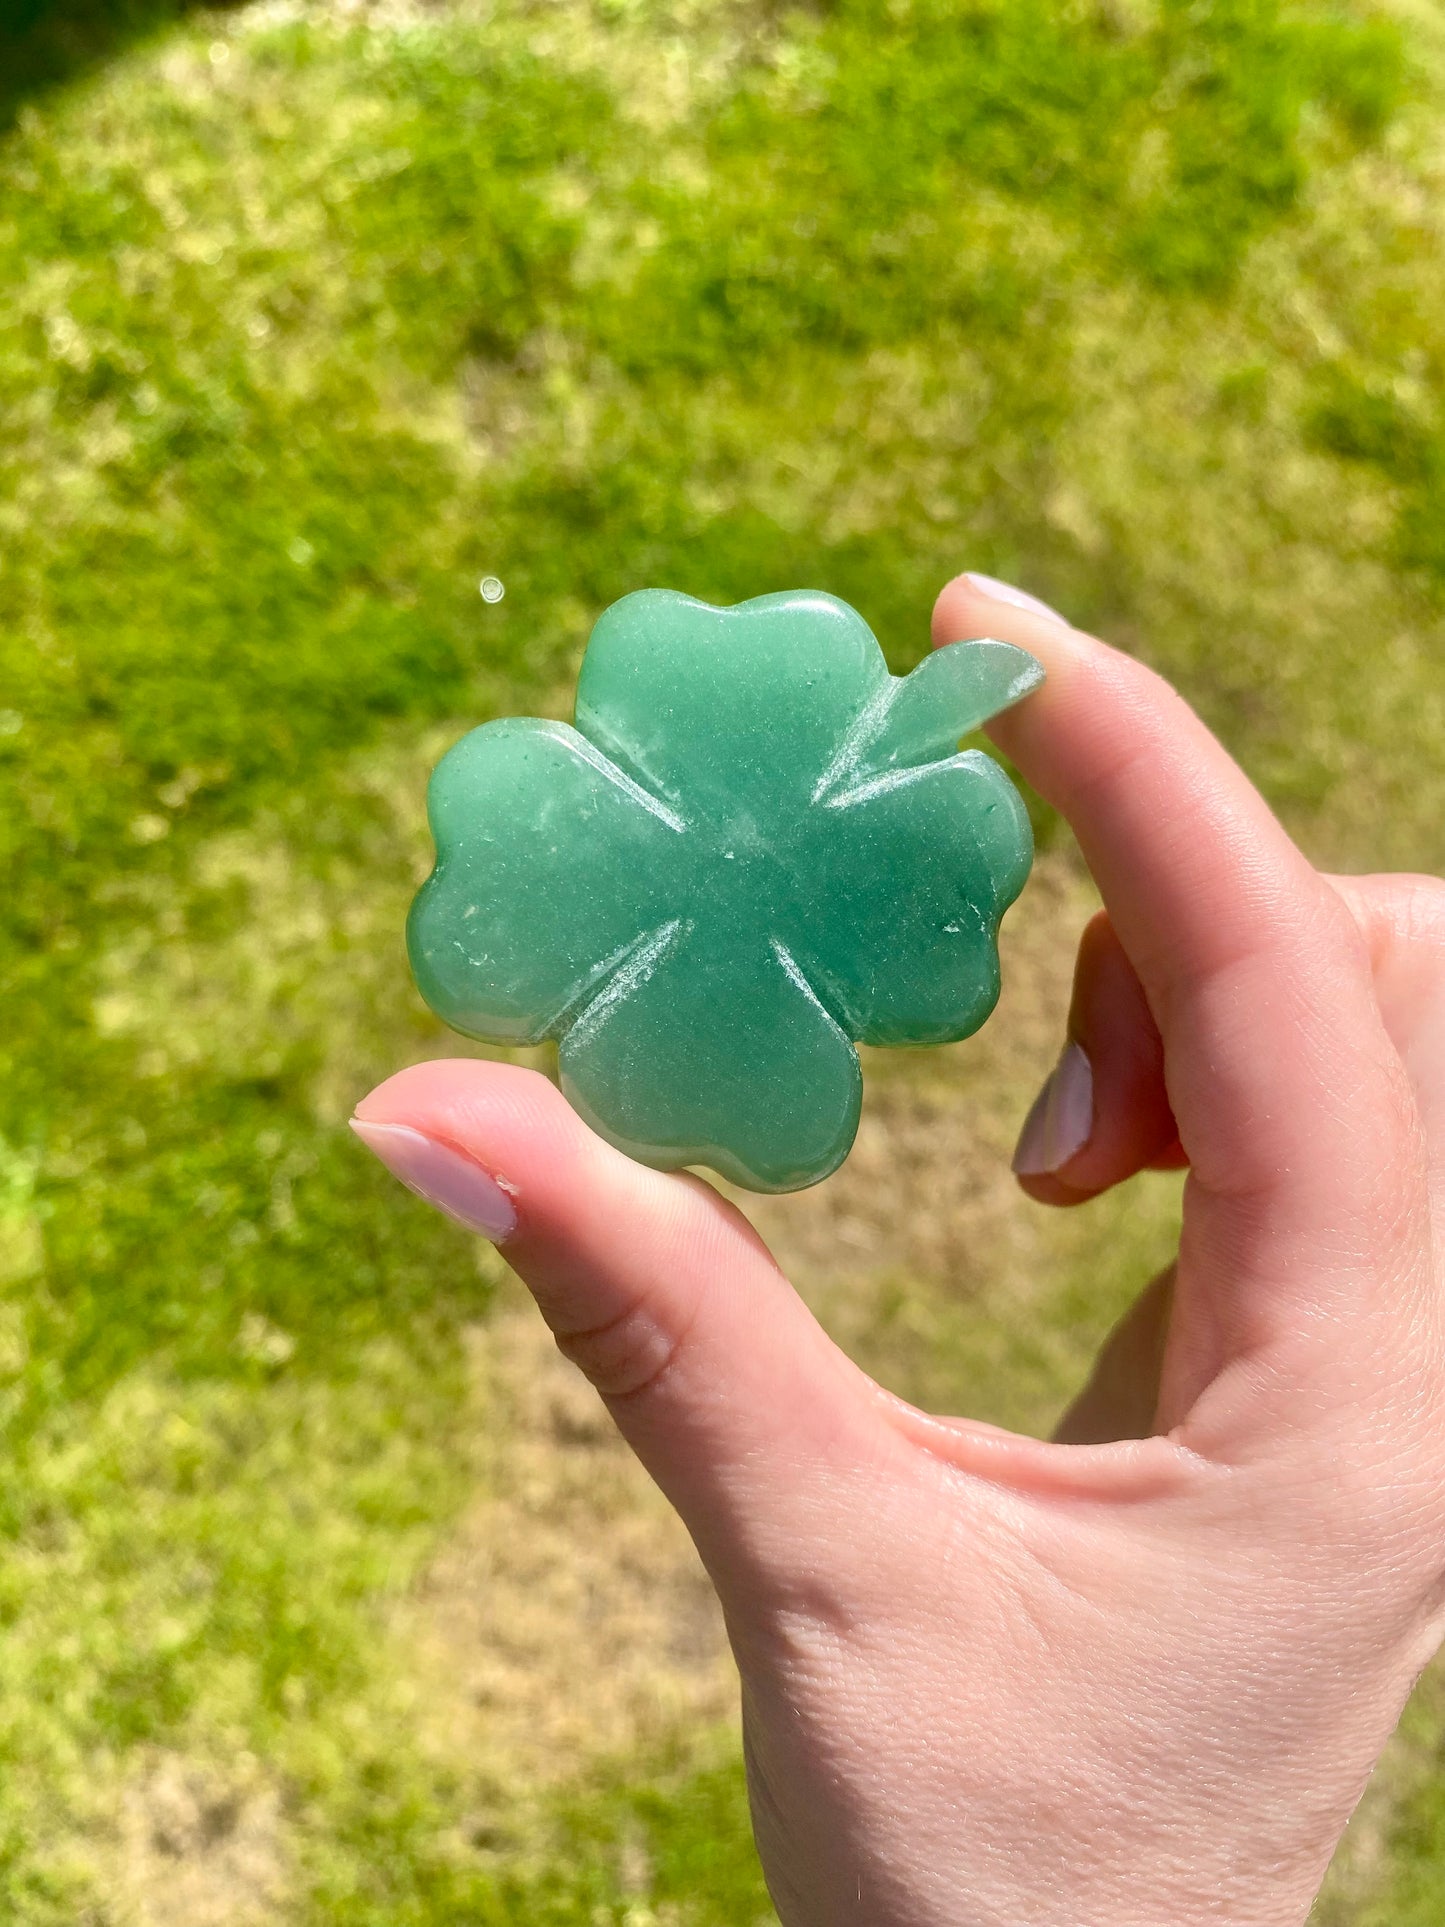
[
  {"x1": 1307, "y1": 364, "x2": 1445, "y2": 586},
  {"x1": 302, "y1": 1740, "x2": 769, "y2": 1925}
]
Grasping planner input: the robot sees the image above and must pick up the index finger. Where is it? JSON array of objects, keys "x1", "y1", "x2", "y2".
[{"x1": 931, "y1": 575, "x2": 1399, "y2": 1219}]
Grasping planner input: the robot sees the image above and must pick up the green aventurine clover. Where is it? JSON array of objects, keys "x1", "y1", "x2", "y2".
[{"x1": 408, "y1": 591, "x2": 1043, "y2": 1192}]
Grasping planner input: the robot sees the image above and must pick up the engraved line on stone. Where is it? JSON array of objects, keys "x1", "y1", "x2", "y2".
[
  {"x1": 570, "y1": 709, "x2": 697, "y2": 828},
  {"x1": 823, "y1": 752, "x2": 973, "y2": 813},
  {"x1": 536, "y1": 923, "x2": 671, "y2": 1041},
  {"x1": 809, "y1": 680, "x2": 898, "y2": 805},
  {"x1": 769, "y1": 937, "x2": 852, "y2": 1038},
  {"x1": 564, "y1": 917, "x2": 691, "y2": 1042},
  {"x1": 560, "y1": 728, "x2": 690, "y2": 834}
]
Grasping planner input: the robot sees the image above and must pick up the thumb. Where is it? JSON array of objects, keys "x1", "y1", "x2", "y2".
[{"x1": 352, "y1": 1059, "x2": 885, "y2": 1594}]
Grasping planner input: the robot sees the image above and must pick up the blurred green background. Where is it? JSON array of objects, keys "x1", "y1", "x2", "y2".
[{"x1": 1, "y1": 0, "x2": 1443, "y2": 1919}]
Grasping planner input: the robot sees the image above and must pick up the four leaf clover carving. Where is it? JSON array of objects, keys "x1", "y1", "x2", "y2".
[{"x1": 408, "y1": 590, "x2": 1042, "y2": 1191}]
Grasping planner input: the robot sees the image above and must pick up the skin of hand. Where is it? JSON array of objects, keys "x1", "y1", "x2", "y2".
[{"x1": 352, "y1": 576, "x2": 1445, "y2": 1927}]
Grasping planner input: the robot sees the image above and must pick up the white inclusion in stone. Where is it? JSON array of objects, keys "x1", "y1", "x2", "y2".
[{"x1": 479, "y1": 575, "x2": 505, "y2": 604}]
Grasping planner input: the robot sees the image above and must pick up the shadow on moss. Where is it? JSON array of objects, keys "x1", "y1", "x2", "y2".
[
  {"x1": 0, "y1": 0, "x2": 248, "y2": 129},
  {"x1": 1306, "y1": 366, "x2": 1445, "y2": 591}
]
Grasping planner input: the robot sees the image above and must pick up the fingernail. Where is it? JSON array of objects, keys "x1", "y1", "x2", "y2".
[
  {"x1": 350, "y1": 1119, "x2": 518, "y2": 1242},
  {"x1": 1012, "y1": 1042, "x2": 1093, "y2": 1176},
  {"x1": 964, "y1": 572, "x2": 1069, "y2": 628}
]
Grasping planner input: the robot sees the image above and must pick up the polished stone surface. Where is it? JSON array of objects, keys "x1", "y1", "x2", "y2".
[{"x1": 409, "y1": 590, "x2": 1041, "y2": 1191}]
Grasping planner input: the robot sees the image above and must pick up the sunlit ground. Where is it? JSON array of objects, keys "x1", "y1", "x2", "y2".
[{"x1": 2, "y1": 0, "x2": 1444, "y2": 1918}]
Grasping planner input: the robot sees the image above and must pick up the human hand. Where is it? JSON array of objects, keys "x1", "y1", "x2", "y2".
[{"x1": 353, "y1": 575, "x2": 1445, "y2": 1926}]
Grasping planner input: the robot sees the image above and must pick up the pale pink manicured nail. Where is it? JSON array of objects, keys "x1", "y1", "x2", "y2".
[
  {"x1": 964, "y1": 572, "x2": 1069, "y2": 627},
  {"x1": 1012, "y1": 1042, "x2": 1094, "y2": 1176},
  {"x1": 350, "y1": 1120, "x2": 518, "y2": 1242}
]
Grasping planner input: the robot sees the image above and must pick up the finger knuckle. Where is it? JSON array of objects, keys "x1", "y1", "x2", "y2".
[{"x1": 554, "y1": 1294, "x2": 691, "y2": 1403}]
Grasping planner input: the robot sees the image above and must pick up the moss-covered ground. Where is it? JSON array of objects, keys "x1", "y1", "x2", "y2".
[{"x1": 2, "y1": 0, "x2": 1443, "y2": 1917}]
